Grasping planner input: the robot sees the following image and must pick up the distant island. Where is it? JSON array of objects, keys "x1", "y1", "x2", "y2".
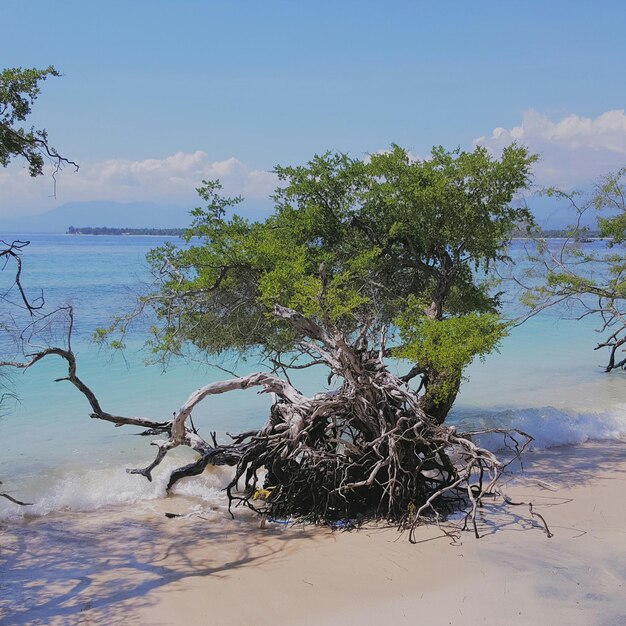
[
  {"x1": 67, "y1": 226, "x2": 185, "y2": 236},
  {"x1": 67, "y1": 225, "x2": 603, "y2": 239}
]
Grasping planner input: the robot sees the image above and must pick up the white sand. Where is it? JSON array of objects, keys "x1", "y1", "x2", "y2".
[{"x1": 1, "y1": 441, "x2": 625, "y2": 626}]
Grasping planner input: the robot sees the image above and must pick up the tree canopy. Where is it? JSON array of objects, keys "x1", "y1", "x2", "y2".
[
  {"x1": 144, "y1": 144, "x2": 536, "y2": 421},
  {"x1": 0, "y1": 65, "x2": 77, "y2": 179}
]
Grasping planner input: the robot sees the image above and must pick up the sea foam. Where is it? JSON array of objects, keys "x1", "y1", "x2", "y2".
[
  {"x1": 0, "y1": 459, "x2": 233, "y2": 521},
  {"x1": 455, "y1": 404, "x2": 626, "y2": 450}
]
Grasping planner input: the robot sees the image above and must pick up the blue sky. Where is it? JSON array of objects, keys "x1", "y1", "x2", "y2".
[{"x1": 2, "y1": 0, "x2": 626, "y2": 222}]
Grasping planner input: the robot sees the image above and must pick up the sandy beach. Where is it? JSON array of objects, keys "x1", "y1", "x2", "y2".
[{"x1": 1, "y1": 440, "x2": 624, "y2": 626}]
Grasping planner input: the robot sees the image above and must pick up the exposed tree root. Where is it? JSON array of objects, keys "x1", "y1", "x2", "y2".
[{"x1": 1, "y1": 304, "x2": 534, "y2": 537}]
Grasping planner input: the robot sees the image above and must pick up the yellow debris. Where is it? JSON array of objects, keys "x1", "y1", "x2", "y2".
[{"x1": 252, "y1": 487, "x2": 274, "y2": 501}]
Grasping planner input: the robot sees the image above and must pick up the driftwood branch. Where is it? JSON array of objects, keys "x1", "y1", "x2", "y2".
[{"x1": 0, "y1": 240, "x2": 45, "y2": 314}]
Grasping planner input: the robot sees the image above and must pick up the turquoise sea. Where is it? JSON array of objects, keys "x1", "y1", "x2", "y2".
[{"x1": 1, "y1": 234, "x2": 625, "y2": 520}]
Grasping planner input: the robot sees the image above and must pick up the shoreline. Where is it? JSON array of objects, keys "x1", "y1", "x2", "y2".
[{"x1": 1, "y1": 439, "x2": 625, "y2": 625}]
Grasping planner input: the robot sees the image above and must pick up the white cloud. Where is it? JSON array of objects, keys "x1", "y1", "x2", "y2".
[
  {"x1": 475, "y1": 109, "x2": 626, "y2": 187},
  {"x1": 0, "y1": 151, "x2": 278, "y2": 217},
  {"x1": 7, "y1": 112, "x2": 624, "y2": 220}
]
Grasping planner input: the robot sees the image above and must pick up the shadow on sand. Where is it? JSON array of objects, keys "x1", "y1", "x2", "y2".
[
  {"x1": 513, "y1": 439, "x2": 626, "y2": 488},
  {"x1": 0, "y1": 505, "x2": 319, "y2": 626},
  {"x1": 464, "y1": 440, "x2": 626, "y2": 538}
]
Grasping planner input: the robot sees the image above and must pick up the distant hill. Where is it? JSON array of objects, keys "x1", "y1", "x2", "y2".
[
  {"x1": 0, "y1": 195, "x2": 599, "y2": 235},
  {"x1": 0, "y1": 200, "x2": 192, "y2": 233}
]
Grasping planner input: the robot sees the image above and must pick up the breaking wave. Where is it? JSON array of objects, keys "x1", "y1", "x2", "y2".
[
  {"x1": 453, "y1": 404, "x2": 626, "y2": 450},
  {"x1": 0, "y1": 458, "x2": 234, "y2": 521}
]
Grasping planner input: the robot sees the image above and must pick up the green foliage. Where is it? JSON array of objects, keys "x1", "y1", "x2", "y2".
[
  {"x1": 141, "y1": 145, "x2": 535, "y2": 413},
  {"x1": 595, "y1": 167, "x2": 626, "y2": 245},
  {"x1": 0, "y1": 65, "x2": 76, "y2": 180},
  {"x1": 394, "y1": 298, "x2": 508, "y2": 402},
  {"x1": 0, "y1": 66, "x2": 66, "y2": 176},
  {"x1": 395, "y1": 301, "x2": 507, "y2": 372}
]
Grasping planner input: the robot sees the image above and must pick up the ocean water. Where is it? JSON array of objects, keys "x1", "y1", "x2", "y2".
[{"x1": 1, "y1": 234, "x2": 625, "y2": 520}]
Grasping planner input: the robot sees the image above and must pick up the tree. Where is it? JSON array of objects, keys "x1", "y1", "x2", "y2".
[
  {"x1": 520, "y1": 167, "x2": 626, "y2": 372},
  {"x1": 0, "y1": 65, "x2": 76, "y2": 414},
  {"x1": 0, "y1": 65, "x2": 76, "y2": 504},
  {"x1": 0, "y1": 65, "x2": 78, "y2": 183},
  {"x1": 2, "y1": 145, "x2": 537, "y2": 536}
]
